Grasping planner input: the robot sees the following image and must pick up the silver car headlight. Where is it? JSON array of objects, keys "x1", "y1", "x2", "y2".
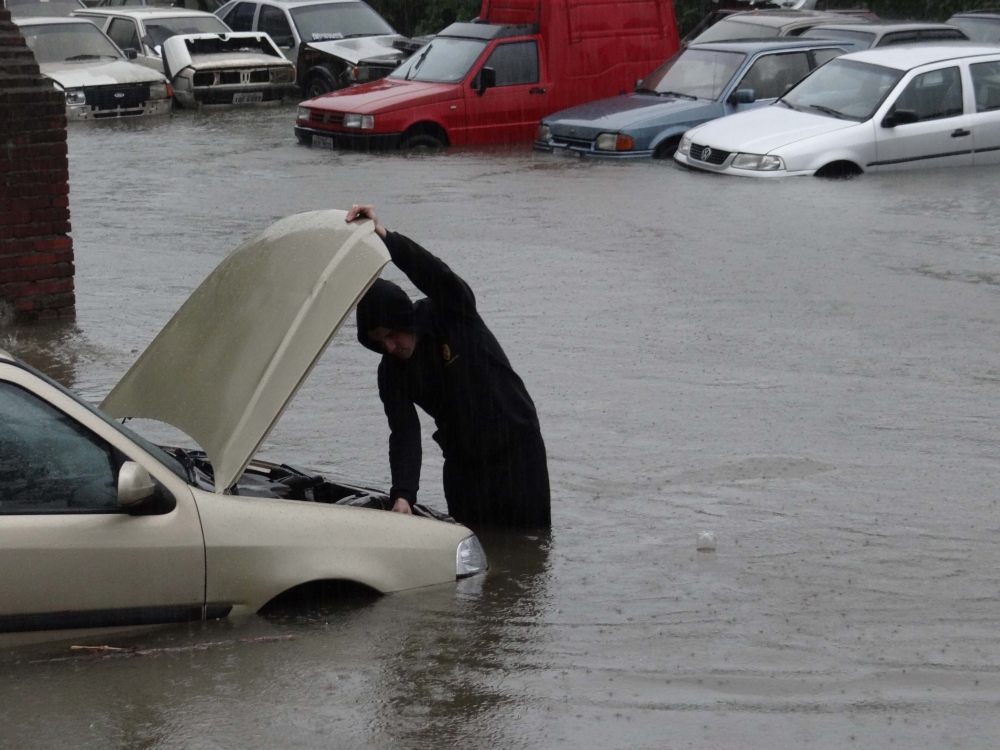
[
  {"x1": 731, "y1": 153, "x2": 784, "y2": 171},
  {"x1": 678, "y1": 134, "x2": 692, "y2": 155},
  {"x1": 297, "y1": 105, "x2": 310, "y2": 121},
  {"x1": 65, "y1": 89, "x2": 86, "y2": 106},
  {"x1": 456, "y1": 535, "x2": 487, "y2": 578},
  {"x1": 270, "y1": 66, "x2": 295, "y2": 84},
  {"x1": 537, "y1": 123, "x2": 550, "y2": 142},
  {"x1": 343, "y1": 113, "x2": 375, "y2": 130},
  {"x1": 149, "y1": 82, "x2": 169, "y2": 100}
]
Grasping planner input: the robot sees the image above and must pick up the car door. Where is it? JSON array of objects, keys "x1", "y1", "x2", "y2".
[
  {"x1": 725, "y1": 50, "x2": 811, "y2": 114},
  {"x1": 464, "y1": 39, "x2": 545, "y2": 145},
  {"x1": 968, "y1": 58, "x2": 1000, "y2": 166},
  {"x1": 257, "y1": 4, "x2": 296, "y2": 59},
  {"x1": 873, "y1": 65, "x2": 974, "y2": 170},
  {"x1": 0, "y1": 367, "x2": 205, "y2": 633}
]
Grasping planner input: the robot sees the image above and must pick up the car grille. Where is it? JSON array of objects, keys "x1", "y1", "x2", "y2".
[
  {"x1": 689, "y1": 143, "x2": 730, "y2": 166},
  {"x1": 84, "y1": 83, "x2": 150, "y2": 112},
  {"x1": 309, "y1": 110, "x2": 344, "y2": 127},
  {"x1": 552, "y1": 136, "x2": 593, "y2": 150}
]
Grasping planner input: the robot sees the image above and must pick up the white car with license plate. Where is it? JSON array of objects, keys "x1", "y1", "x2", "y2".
[
  {"x1": 0, "y1": 211, "x2": 486, "y2": 641},
  {"x1": 74, "y1": 8, "x2": 296, "y2": 106},
  {"x1": 674, "y1": 44, "x2": 1000, "y2": 177}
]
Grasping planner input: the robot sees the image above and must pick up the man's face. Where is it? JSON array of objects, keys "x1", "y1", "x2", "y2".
[{"x1": 368, "y1": 327, "x2": 419, "y2": 360}]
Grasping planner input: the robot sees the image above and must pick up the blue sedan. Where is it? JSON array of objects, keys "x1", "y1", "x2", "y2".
[{"x1": 534, "y1": 38, "x2": 861, "y2": 159}]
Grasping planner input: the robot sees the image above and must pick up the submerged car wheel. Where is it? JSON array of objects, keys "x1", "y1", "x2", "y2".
[
  {"x1": 653, "y1": 136, "x2": 681, "y2": 159},
  {"x1": 401, "y1": 132, "x2": 445, "y2": 150},
  {"x1": 304, "y1": 68, "x2": 338, "y2": 99}
]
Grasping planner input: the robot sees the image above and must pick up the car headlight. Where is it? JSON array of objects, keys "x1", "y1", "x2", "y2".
[
  {"x1": 297, "y1": 105, "x2": 311, "y2": 121},
  {"x1": 149, "y1": 82, "x2": 169, "y2": 100},
  {"x1": 456, "y1": 535, "x2": 487, "y2": 578},
  {"x1": 595, "y1": 132, "x2": 634, "y2": 152},
  {"x1": 731, "y1": 153, "x2": 784, "y2": 171},
  {"x1": 537, "y1": 123, "x2": 551, "y2": 142},
  {"x1": 678, "y1": 134, "x2": 692, "y2": 155},
  {"x1": 343, "y1": 113, "x2": 375, "y2": 130},
  {"x1": 65, "y1": 89, "x2": 86, "y2": 106},
  {"x1": 270, "y1": 66, "x2": 295, "y2": 84}
]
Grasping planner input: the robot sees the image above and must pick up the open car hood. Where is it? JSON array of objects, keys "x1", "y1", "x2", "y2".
[
  {"x1": 161, "y1": 32, "x2": 290, "y2": 79},
  {"x1": 101, "y1": 211, "x2": 389, "y2": 493}
]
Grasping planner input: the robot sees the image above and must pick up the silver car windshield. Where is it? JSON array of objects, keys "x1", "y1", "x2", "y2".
[
  {"x1": 691, "y1": 18, "x2": 780, "y2": 44},
  {"x1": 20, "y1": 23, "x2": 123, "y2": 63},
  {"x1": 639, "y1": 48, "x2": 746, "y2": 99},
  {"x1": 291, "y1": 2, "x2": 395, "y2": 41},
  {"x1": 949, "y1": 17, "x2": 1000, "y2": 43},
  {"x1": 144, "y1": 16, "x2": 230, "y2": 47},
  {"x1": 389, "y1": 38, "x2": 487, "y2": 83},
  {"x1": 781, "y1": 58, "x2": 903, "y2": 121}
]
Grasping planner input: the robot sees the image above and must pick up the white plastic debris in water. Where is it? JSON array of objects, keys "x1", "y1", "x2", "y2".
[{"x1": 696, "y1": 531, "x2": 717, "y2": 552}]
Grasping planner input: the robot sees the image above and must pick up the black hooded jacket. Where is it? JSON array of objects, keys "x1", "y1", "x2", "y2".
[{"x1": 357, "y1": 231, "x2": 541, "y2": 506}]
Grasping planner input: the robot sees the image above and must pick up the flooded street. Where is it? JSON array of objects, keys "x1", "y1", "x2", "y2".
[{"x1": 4, "y1": 103, "x2": 1000, "y2": 748}]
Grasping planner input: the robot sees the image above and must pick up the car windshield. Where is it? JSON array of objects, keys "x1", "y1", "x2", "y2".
[
  {"x1": 290, "y1": 2, "x2": 395, "y2": 41},
  {"x1": 800, "y1": 27, "x2": 876, "y2": 46},
  {"x1": 6, "y1": 0, "x2": 83, "y2": 18},
  {"x1": 389, "y1": 38, "x2": 487, "y2": 83},
  {"x1": 691, "y1": 18, "x2": 780, "y2": 44},
  {"x1": 144, "y1": 15, "x2": 230, "y2": 47},
  {"x1": 16, "y1": 361, "x2": 189, "y2": 483},
  {"x1": 640, "y1": 48, "x2": 745, "y2": 100},
  {"x1": 949, "y1": 16, "x2": 1000, "y2": 43},
  {"x1": 781, "y1": 58, "x2": 903, "y2": 121},
  {"x1": 19, "y1": 22, "x2": 123, "y2": 63}
]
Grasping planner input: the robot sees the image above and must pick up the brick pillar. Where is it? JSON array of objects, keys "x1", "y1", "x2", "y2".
[{"x1": 0, "y1": 8, "x2": 75, "y2": 324}]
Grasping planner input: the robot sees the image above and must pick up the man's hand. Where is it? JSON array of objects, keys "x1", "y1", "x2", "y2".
[
  {"x1": 391, "y1": 497, "x2": 412, "y2": 514},
  {"x1": 346, "y1": 204, "x2": 387, "y2": 239}
]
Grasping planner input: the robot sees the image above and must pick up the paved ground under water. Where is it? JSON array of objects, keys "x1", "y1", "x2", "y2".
[{"x1": 2, "y1": 104, "x2": 1000, "y2": 749}]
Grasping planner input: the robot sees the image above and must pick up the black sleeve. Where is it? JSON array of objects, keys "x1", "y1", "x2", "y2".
[
  {"x1": 382, "y1": 231, "x2": 476, "y2": 316},
  {"x1": 378, "y1": 359, "x2": 421, "y2": 505}
]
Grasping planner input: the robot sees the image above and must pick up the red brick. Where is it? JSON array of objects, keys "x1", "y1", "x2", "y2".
[{"x1": 16, "y1": 252, "x2": 57, "y2": 267}]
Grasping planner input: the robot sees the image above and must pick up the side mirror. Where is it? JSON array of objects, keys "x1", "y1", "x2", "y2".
[
  {"x1": 883, "y1": 108, "x2": 918, "y2": 128},
  {"x1": 477, "y1": 66, "x2": 496, "y2": 96},
  {"x1": 118, "y1": 461, "x2": 156, "y2": 509},
  {"x1": 273, "y1": 35, "x2": 294, "y2": 48},
  {"x1": 123, "y1": 47, "x2": 138, "y2": 60},
  {"x1": 635, "y1": 78, "x2": 643, "y2": 90},
  {"x1": 729, "y1": 88, "x2": 755, "y2": 105}
]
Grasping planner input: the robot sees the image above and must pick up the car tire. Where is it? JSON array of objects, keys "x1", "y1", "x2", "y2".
[
  {"x1": 401, "y1": 132, "x2": 445, "y2": 149},
  {"x1": 653, "y1": 136, "x2": 681, "y2": 159},
  {"x1": 304, "y1": 67, "x2": 338, "y2": 99}
]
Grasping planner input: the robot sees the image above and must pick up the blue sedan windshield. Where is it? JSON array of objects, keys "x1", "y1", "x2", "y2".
[{"x1": 640, "y1": 49, "x2": 746, "y2": 100}]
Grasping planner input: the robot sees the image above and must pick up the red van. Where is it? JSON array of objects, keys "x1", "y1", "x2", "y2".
[{"x1": 294, "y1": 0, "x2": 679, "y2": 148}]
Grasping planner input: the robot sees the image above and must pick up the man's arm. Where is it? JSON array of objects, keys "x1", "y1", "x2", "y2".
[
  {"x1": 346, "y1": 204, "x2": 476, "y2": 315},
  {"x1": 378, "y1": 360, "x2": 421, "y2": 513}
]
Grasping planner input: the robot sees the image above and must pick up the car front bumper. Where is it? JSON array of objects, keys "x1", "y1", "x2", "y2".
[
  {"x1": 533, "y1": 138, "x2": 653, "y2": 159},
  {"x1": 294, "y1": 124, "x2": 402, "y2": 151},
  {"x1": 674, "y1": 150, "x2": 813, "y2": 177},
  {"x1": 66, "y1": 96, "x2": 171, "y2": 122},
  {"x1": 179, "y1": 85, "x2": 293, "y2": 108}
]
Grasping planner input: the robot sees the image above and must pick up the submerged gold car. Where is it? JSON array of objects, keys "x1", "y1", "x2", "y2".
[{"x1": 0, "y1": 211, "x2": 486, "y2": 637}]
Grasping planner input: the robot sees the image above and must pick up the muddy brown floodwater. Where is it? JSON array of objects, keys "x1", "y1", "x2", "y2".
[{"x1": 2, "y1": 103, "x2": 1000, "y2": 749}]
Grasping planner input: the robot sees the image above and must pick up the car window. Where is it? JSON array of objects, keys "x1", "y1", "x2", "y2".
[
  {"x1": 801, "y1": 27, "x2": 876, "y2": 46},
  {"x1": 878, "y1": 31, "x2": 919, "y2": 47},
  {"x1": 917, "y1": 28, "x2": 967, "y2": 42},
  {"x1": 639, "y1": 48, "x2": 745, "y2": 100},
  {"x1": 0, "y1": 382, "x2": 118, "y2": 514},
  {"x1": 970, "y1": 60, "x2": 1000, "y2": 112},
  {"x1": 782, "y1": 58, "x2": 903, "y2": 121},
  {"x1": 812, "y1": 47, "x2": 845, "y2": 67},
  {"x1": 258, "y1": 4, "x2": 292, "y2": 43},
  {"x1": 107, "y1": 17, "x2": 140, "y2": 50},
  {"x1": 690, "y1": 18, "x2": 779, "y2": 44},
  {"x1": 225, "y1": 1, "x2": 256, "y2": 31},
  {"x1": 478, "y1": 40, "x2": 538, "y2": 87},
  {"x1": 889, "y1": 66, "x2": 964, "y2": 122},
  {"x1": 948, "y1": 16, "x2": 1000, "y2": 43},
  {"x1": 737, "y1": 51, "x2": 810, "y2": 100}
]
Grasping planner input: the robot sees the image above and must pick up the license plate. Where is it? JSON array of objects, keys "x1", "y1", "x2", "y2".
[
  {"x1": 313, "y1": 135, "x2": 334, "y2": 150},
  {"x1": 232, "y1": 92, "x2": 264, "y2": 104}
]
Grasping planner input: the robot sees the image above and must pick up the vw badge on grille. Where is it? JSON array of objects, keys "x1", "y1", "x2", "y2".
[
  {"x1": 701, "y1": 146, "x2": 712, "y2": 162},
  {"x1": 114, "y1": 92, "x2": 125, "y2": 99},
  {"x1": 241, "y1": 71, "x2": 251, "y2": 85}
]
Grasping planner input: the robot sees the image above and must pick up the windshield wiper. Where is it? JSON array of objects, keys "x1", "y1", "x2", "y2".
[
  {"x1": 657, "y1": 90, "x2": 697, "y2": 100},
  {"x1": 807, "y1": 104, "x2": 849, "y2": 119},
  {"x1": 777, "y1": 99, "x2": 797, "y2": 110},
  {"x1": 405, "y1": 44, "x2": 431, "y2": 80},
  {"x1": 64, "y1": 54, "x2": 116, "y2": 61}
]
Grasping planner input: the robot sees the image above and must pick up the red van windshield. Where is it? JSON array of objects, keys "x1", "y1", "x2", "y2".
[{"x1": 389, "y1": 38, "x2": 487, "y2": 83}]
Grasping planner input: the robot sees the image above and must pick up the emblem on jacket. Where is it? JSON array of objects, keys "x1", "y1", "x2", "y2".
[{"x1": 442, "y1": 344, "x2": 459, "y2": 365}]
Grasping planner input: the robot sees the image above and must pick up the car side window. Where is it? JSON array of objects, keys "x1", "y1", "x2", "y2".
[
  {"x1": 812, "y1": 48, "x2": 844, "y2": 67},
  {"x1": 0, "y1": 382, "x2": 118, "y2": 515},
  {"x1": 879, "y1": 31, "x2": 918, "y2": 47},
  {"x1": 889, "y1": 67, "x2": 964, "y2": 122},
  {"x1": 970, "y1": 60, "x2": 1000, "y2": 112},
  {"x1": 107, "y1": 18, "x2": 140, "y2": 51},
  {"x1": 737, "y1": 52, "x2": 810, "y2": 100},
  {"x1": 258, "y1": 5, "x2": 292, "y2": 43},
  {"x1": 480, "y1": 41, "x2": 539, "y2": 87},
  {"x1": 225, "y1": 1, "x2": 256, "y2": 31}
]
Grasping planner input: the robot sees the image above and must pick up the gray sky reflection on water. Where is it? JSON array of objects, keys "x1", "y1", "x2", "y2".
[{"x1": 2, "y1": 104, "x2": 1000, "y2": 747}]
